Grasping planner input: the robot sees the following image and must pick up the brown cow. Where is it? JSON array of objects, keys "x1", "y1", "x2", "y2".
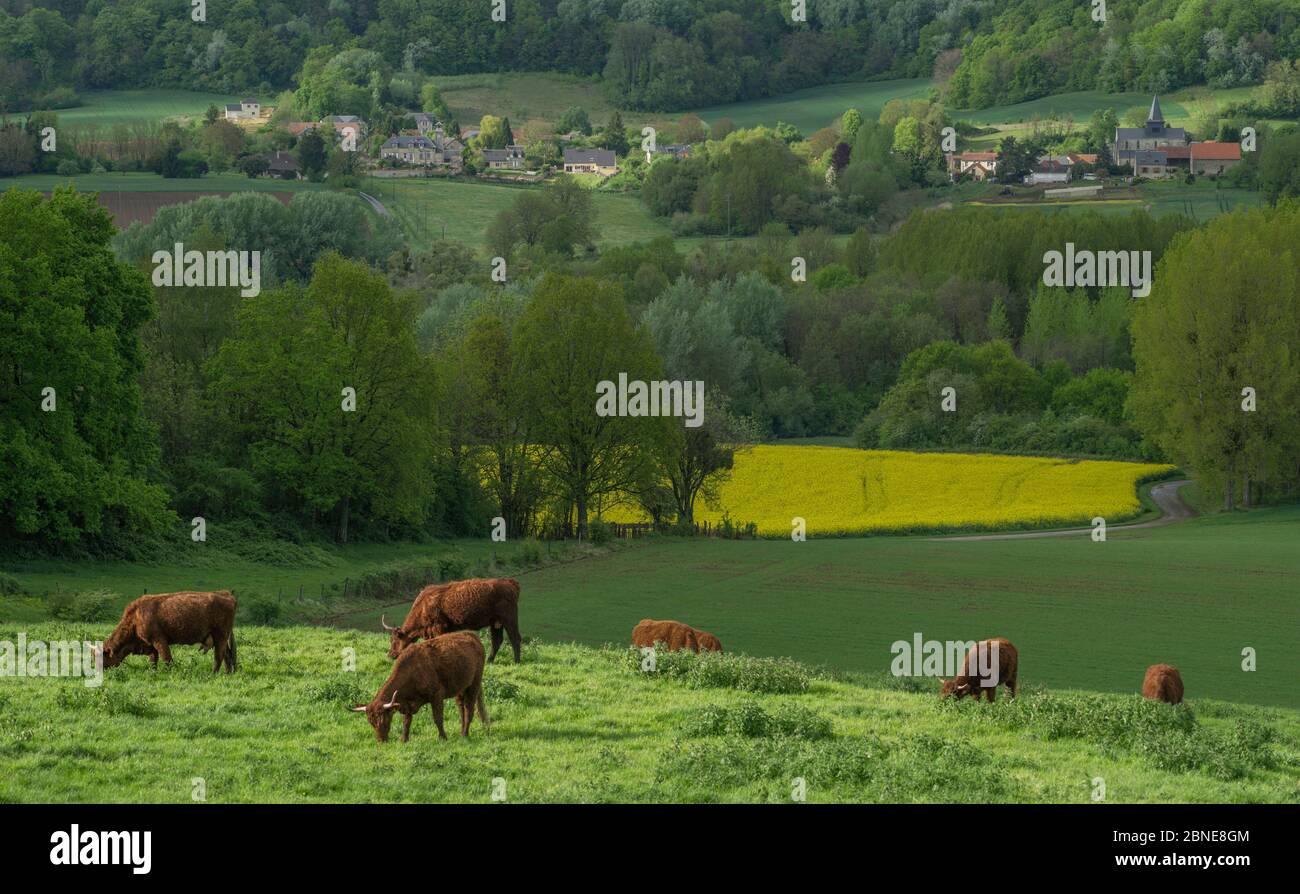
[
  {"x1": 383, "y1": 578, "x2": 522, "y2": 663},
  {"x1": 940, "y1": 637, "x2": 1018, "y2": 701},
  {"x1": 97, "y1": 591, "x2": 237, "y2": 673},
  {"x1": 631, "y1": 619, "x2": 723, "y2": 654},
  {"x1": 352, "y1": 631, "x2": 490, "y2": 743},
  {"x1": 1142, "y1": 664, "x2": 1184, "y2": 704}
]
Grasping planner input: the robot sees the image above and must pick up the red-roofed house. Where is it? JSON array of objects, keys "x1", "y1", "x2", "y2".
[
  {"x1": 1160, "y1": 141, "x2": 1242, "y2": 176},
  {"x1": 946, "y1": 151, "x2": 999, "y2": 181}
]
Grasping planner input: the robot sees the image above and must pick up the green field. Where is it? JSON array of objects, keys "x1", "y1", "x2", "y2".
[
  {"x1": 6, "y1": 506, "x2": 1296, "y2": 708},
  {"x1": 37, "y1": 90, "x2": 270, "y2": 127},
  {"x1": 1, "y1": 625, "x2": 1294, "y2": 802},
  {"x1": 333, "y1": 507, "x2": 1298, "y2": 709},
  {"x1": 964, "y1": 182, "x2": 1264, "y2": 220},
  {"x1": 687, "y1": 78, "x2": 931, "y2": 136},
  {"x1": 4, "y1": 172, "x2": 322, "y2": 195},
  {"x1": 362, "y1": 175, "x2": 673, "y2": 254}
]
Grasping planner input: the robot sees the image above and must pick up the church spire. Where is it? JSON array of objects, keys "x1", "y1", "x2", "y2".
[{"x1": 1147, "y1": 95, "x2": 1164, "y2": 126}]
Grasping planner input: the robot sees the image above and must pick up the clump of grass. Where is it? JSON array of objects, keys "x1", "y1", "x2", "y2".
[
  {"x1": 952, "y1": 688, "x2": 1278, "y2": 780},
  {"x1": 303, "y1": 676, "x2": 368, "y2": 708},
  {"x1": 623, "y1": 645, "x2": 812, "y2": 694},
  {"x1": 683, "y1": 701, "x2": 833, "y2": 740},
  {"x1": 56, "y1": 685, "x2": 154, "y2": 717},
  {"x1": 484, "y1": 677, "x2": 521, "y2": 702}
]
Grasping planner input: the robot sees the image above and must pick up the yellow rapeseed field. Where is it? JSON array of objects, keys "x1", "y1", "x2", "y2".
[{"x1": 606, "y1": 446, "x2": 1174, "y2": 537}]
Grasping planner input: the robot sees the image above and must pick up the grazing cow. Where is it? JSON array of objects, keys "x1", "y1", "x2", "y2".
[
  {"x1": 97, "y1": 591, "x2": 237, "y2": 673},
  {"x1": 940, "y1": 637, "x2": 1018, "y2": 701},
  {"x1": 383, "y1": 578, "x2": 522, "y2": 663},
  {"x1": 352, "y1": 631, "x2": 489, "y2": 742},
  {"x1": 631, "y1": 619, "x2": 723, "y2": 654},
  {"x1": 1142, "y1": 664, "x2": 1184, "y2": 704}
]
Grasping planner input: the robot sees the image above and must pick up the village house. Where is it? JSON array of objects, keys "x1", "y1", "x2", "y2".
[
  {"x1": 224, "y1": 99, "x2": 261, "y2": 121},
  {"x1": 412, "y1": 113, "x2": 439, "y2": 136},
  {"x1": 285, "y1": 122, "x2": 317, "y2": 138},
  {"x1": 482, "y1": 145, "x2": 526, "y2": 170},
  {"x1": 1025, "y1": 156, "x2": 1072, "y2": 185},
  {"x1": 380, "y1": 130, "x2": 463, "y2": 169},
  {"x1": 563, "y1": 147, "x2": 619, "y2": 177},
  {"x1": 322, "y1": 115, "x2": 366, "y2": 144},
  {"x1": 945, "y1": 151, "x2": 999, "y2": 181},
  {"x1": 265, "y1": 151, "x2": 300, "y2": 180},
  {"x1": 650, "y1": 144, "x2": 692, "y2": 162}
]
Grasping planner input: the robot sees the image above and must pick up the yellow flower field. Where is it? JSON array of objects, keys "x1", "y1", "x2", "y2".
[{"x1": 606, "y1": 446, "x2": 1174, "y2": 537}]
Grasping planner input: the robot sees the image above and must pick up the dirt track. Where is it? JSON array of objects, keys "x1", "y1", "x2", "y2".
[{"x1": 935, "y1": 479, "x2": 1195, "y2": 541}]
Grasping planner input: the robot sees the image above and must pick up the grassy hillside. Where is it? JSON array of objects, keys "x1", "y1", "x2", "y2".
[
  {"x1": 40, "y1": 90, "x2": 270, "y2": 127},
  {"x1": 0, "y1": 625, "x2": 1294, "y2": 803},
  {"x1": 363, "y1": 176, "x2": 671, "y2": 255}
]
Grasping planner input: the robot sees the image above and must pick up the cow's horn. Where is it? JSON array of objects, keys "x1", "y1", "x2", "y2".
[
  {"x1": 381, "y1": 614, "x2": 396, "y2": 632},
  {"x1": 350, "y1": 704, "x2": 368, "y2": 712},
  {"x1": 381, "y1": 691, "x2": 400, "y2": 710}
]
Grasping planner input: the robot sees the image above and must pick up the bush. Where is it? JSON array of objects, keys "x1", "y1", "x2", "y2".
[
  {"x1": 56, "y1": 159, "x2": 80, "y2": 177},
  {"x1": 625, "y1": 645, "x2": 812, "y2": 694},
  {"x1": 684, "y1": 701, "x2": 833, "y2": 740},
  {"x1": 520, "y1": 537, "x2": 543, "y2": 565},
  {"x1": 243, "y1": 595, "x2": 282, "y2": 625},
  {"x1": 587, "y1": 519, "x2": 612, "y2": 545},
  {"x1": 0, "y1": 573, "x2": 22, "y2": 597},
  {"x1": 46, "y1": 589, "x2": 117, "y2": 622}
]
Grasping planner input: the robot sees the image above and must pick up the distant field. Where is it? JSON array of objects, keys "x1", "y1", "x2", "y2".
[
  {"x1": 36, "y1": 90, "x2": 269, "y2": 127},
  {"x1": 689, "y1": 79, "x2": 931, "y2": 136},
  {"x1": 605, "y1": 446, "x2": 1172, "y2": 537},
  {"x1": 963, "y1": 182, "x2": 1263, "y2": 221},
  {"x1": 433, "y1": 74, "x2": 930, "y2": 138},
  {"x1": 361, "y1": 175, "x2": 672, "y2": 254},
  {"x1": 5, "y1": 173, "x2": 318, "y2": 195}
]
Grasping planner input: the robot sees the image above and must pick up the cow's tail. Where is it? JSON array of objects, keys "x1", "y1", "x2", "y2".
[
  {"x1": 227, "y1": 629, "x2": 238, "y2": 671},
  {"x1": 476, "y1": 686, "x2": 491, "y2": 733}
]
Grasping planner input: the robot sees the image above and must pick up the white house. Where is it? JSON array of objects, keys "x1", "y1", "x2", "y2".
[{"x1": 224, "y1": 99, "x2": 261, "y2": 120}]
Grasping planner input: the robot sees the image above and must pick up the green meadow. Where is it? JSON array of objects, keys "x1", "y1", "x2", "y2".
[
  {"x1": 0, "y1": 626, "x2": 1294, "y2": 803},
  {"x1": 35, "y1": 90, "x2": 269, "y2": 127},
  {"x1": 5, "y1": 506, "x2": 1296, "y2": 708}
]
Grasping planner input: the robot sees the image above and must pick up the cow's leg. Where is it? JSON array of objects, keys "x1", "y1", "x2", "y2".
[
  {"x1": 400, "y1": 713, "x2": 412, "y2": 743},
  {"x1": 505, "y1": 609, "x2": 522, "y2": 663},
  {"x1": 154, "y1": 641, "x2": 173, "y2": 667},
  {"x1": 148, "y1": 649, "x2": 159, "y2": 669},
  {"x1": 211, "y1": 635, "x2": 225, "y2": 673},
  {"x1": 488, "y1": 625, "x2": 504, "y2": 663},
  {"x1": 431, "y1": 698, "x2": 447, "y2": 739},
  {"x1": 985, "y1": 684, "x2": 997, "y2": 703},
  {"x1": 457, "y1": 695, "x2": 470, "y2": 736}
]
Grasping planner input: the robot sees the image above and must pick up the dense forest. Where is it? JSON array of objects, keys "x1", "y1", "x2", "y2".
[{"x1": 4, "y1": 0, "x2": 1300, "y2": 113}]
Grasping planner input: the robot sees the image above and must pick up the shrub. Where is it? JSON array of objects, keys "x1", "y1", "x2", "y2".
[
  {"x1": 625, "y1": 645, "x2": 812, "y2": 694},
  {"x1": 243, "y1": 595, "x2": 282, "y2": 625},
  {"x1": 587, "y1": 519, "x2": 612, "y2": 545},
  {"x1": 684, "y1": 701, "x2": 833, "y2": 740},
  {"x1": 520, "y1": 537, "x2": 543, "y2": 566},
  {"x1": 46, "y1": 589, "x2": 117, "y2": 622},
  {"x1": 0, "y1": 573, "x2": 22, "y2": 596}
]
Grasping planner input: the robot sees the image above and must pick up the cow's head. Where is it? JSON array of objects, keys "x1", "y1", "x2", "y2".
[
  {"x1": 95, "y1": 630, "x2": 140, "y2": 669},
  {"x1": 381, "y1": 615, "x2": 417, "y2": 659},
  {"x1": 351, "y1": 691, "x2": 400, "y2": 742},
  {"x1": 696, "y1": 633, "x2": 723, "y2": 653},
  {"x1": 939, "y1": 678, "x2": 972, "y2": 699}
]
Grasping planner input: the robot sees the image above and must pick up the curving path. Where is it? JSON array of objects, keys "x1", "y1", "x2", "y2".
[
  {"x1": 935, "y1": 479, "x2": 1195, "y2": 541},
  {"x1": 357, "y1": 191, "x2": 392, "y2": 218}
]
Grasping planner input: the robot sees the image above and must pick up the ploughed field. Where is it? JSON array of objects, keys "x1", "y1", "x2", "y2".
[
  {"x1": 606, "y1": 446, "x2": 1174, "y2": 536},
  {"x1": 1, "y1": 625, "x2": 1295, "y2": 803}
]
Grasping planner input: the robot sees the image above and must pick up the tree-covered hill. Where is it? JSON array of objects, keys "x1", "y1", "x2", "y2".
[{"x1": 3, "y1": 0, "x2": 1299, "y2": 114}]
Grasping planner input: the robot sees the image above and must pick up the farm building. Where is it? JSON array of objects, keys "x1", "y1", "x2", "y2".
[
  {"x1": 563, "y1": 148, "x2": 619, "y2": 176},
  {"x1": 322, "y1": 115, "x2": 366, "y2": 144},
  {"x1": 1025, "y1": 157, "x2": 1072, "y2": 185},
  {"x1": 224, "y1": 99, "x2": 261, "y2": 120}
]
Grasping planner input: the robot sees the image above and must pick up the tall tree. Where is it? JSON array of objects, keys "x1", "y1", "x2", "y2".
[
  {"x1": 210, "y1": 253, "x2": 438, "y2": 541},
  {"x1": 512, "y1": 274, "x2": 664, "y2": 537},
  {"x1": 1129, "y1": 204, "x2": 1300, "y2": 508}
]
